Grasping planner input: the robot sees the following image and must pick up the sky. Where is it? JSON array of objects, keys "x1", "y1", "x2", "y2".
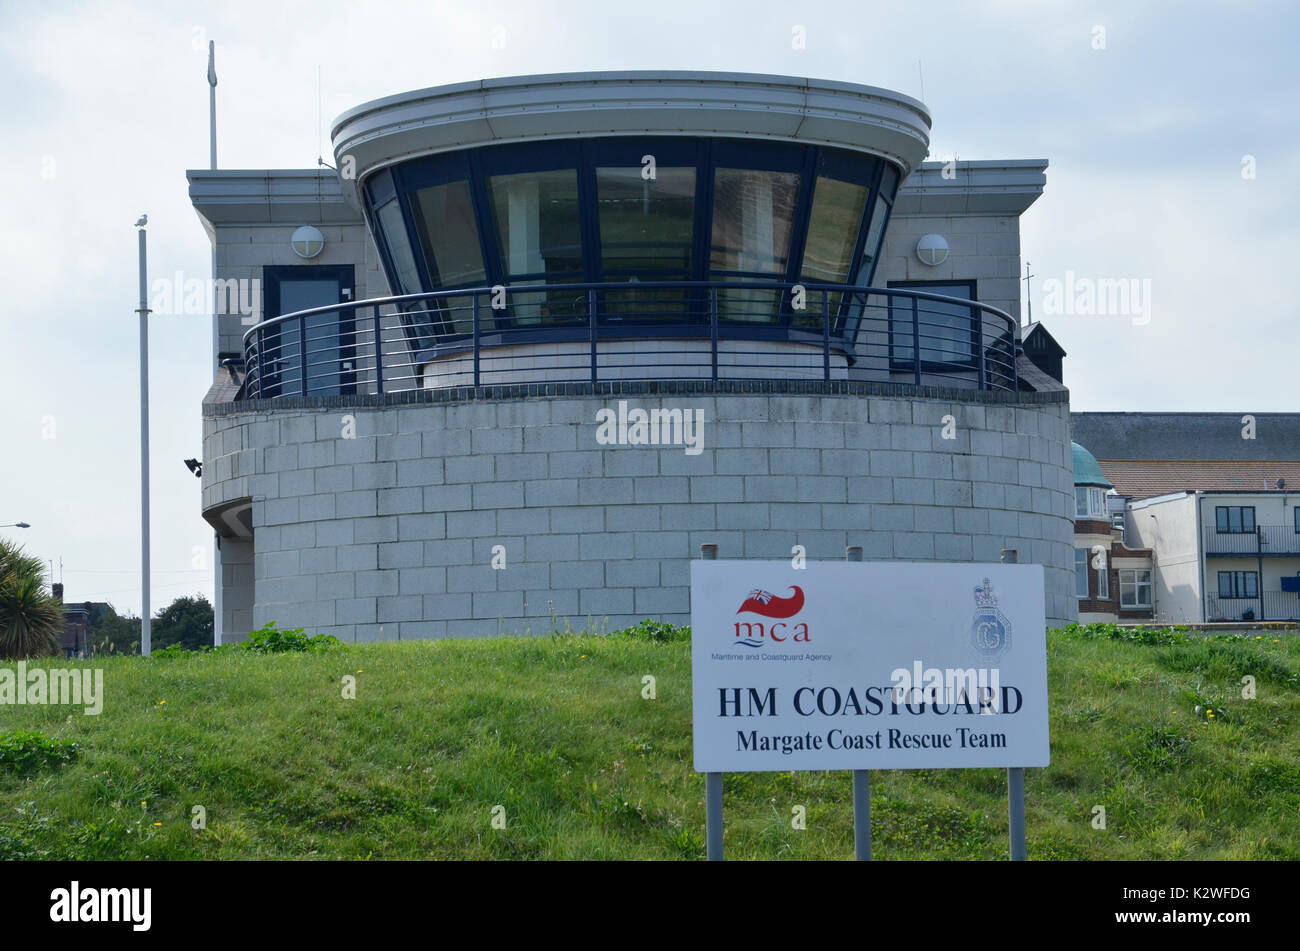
[{"x1": 0, "y1": 0, "x2": 1296, "y2": 617}]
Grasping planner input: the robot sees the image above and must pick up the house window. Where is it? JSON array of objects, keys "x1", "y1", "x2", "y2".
[
  {"x1": 1294, "y1": 508, "x2": 1299, "y2": 533},
  {"x1": 1218, "y1": 571, "x2": 1258, "y2": 599},
  {"x1": 1119, "y1": 569, "x2": 1151, "y2": 608},
  {"x1": 1215, "y1": 506, "x2": 1256, "y2": 534},
  {"x1": 1075, "y1": 486, "x2": 1106, "y2": 519},
  {"x1": 1074, "y1": 549, "x2": 1089, "y2": 599},
  {"x1": 1096, "y1": 563, "x2": 1109, "y2": 600}
]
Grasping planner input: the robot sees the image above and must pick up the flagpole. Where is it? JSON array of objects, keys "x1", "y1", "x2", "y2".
[
  {"x1": 208, "y1": 41, "x2": 217, "y2": 170},
  {"x1": 136, "y1": 218, "x2": 151, "y2": 657},
  {"x1": 208, "y1": 40, "x2": 224, "y2": 647}
]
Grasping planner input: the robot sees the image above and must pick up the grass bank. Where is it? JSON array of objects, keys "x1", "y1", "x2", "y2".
[{"x1": 1, "y1": 623, "x2": 1296, "y2": 859}]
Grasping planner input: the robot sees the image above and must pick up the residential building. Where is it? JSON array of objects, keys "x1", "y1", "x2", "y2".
[
  {"x1": 1072, "y1": 413, "x2": 1300, "y2": 622},
  {"x1": 1070, "y1": 443, "x2": 1154, "y2": 623}
]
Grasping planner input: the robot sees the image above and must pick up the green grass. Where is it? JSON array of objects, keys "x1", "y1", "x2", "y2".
[{"x1": 0, "y1": 622, "x2": 1297, "y2": 860}]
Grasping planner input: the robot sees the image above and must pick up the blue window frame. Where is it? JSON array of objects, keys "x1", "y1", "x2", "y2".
[
  {"x1": 887, "y1": 280, "x2": 979, "y2": 372},
  {"x1": 362, "y1": 136, "x2": 899, "y2": 348}
]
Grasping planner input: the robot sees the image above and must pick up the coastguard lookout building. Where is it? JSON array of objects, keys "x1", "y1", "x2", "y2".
[{"x1": 190, "y1": 71, "x2": 1071, "y2": 643}]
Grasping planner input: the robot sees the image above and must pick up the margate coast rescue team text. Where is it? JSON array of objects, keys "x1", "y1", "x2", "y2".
[{"x1": 718, "y1": 683, "x2": 1025, "y2": 755}]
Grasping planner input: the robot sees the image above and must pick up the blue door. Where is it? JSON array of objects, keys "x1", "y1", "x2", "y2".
[{"x1": 261, "y1": 266, "x2": 356, "y2": 397}]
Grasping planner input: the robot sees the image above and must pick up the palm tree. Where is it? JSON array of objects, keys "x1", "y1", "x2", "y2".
[{"x1": 0, "y1": 537, "x2": 62, "y2": 659}]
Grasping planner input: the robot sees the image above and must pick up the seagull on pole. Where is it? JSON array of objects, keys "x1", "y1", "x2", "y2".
[{"x1": 134, "y1": 214, "x2": 148, "y2": 228}]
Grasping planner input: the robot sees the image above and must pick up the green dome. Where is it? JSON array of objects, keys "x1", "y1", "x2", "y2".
[{"x1": 1071, "y1": 442, "x2": 1113, "y2": 488}]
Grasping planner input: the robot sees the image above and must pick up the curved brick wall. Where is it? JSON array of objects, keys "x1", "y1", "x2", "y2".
[{"x1": 202, "y1": 382, "x2": 1075, "y2": 640}]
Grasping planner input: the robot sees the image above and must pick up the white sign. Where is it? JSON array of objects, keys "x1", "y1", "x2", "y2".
[{"x1": 690, "y1": 561, "x2": 1050, "y2": 772}]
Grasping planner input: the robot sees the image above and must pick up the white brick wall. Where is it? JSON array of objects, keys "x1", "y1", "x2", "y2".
[{"x1": 203, "y1": 390, "x2": 1075, "y2": 641}]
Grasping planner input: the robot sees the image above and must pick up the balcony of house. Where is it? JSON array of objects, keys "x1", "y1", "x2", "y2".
[
  {"x1": 1202, "y1": 523, "x2": 1300, "y2": 557},
  {"x1": 1206, "y1": 591, "x2": 1300, "y2": 623},
  {"x1": 234, "y1": 281, "x2": 1019, "y2": 400}
]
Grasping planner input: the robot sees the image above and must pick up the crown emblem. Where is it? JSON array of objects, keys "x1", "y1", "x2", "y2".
[{"x1": 973, "y1": 579, "x2": 997, "y2": 609}]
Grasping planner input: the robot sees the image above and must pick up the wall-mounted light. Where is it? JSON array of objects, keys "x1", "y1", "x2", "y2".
[
  {"x1": 915, "y1": 233, "x2": 949, "y2": 266},
  {"x1": 291, "y1": 225, "x2": 325, "y2": 259},
  {"x1": 184, "y1": 458, "x2": 203, "y2": 478}
]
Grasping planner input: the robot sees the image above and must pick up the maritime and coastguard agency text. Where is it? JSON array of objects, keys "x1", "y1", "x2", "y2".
[{"x1": 1114, "y1": 887, "x2": 1251, "y2": 926}]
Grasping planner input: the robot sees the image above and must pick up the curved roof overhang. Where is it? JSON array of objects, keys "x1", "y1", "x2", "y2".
[{"x1": 331, "y1": 70, "x2": 932, "y2": 208}]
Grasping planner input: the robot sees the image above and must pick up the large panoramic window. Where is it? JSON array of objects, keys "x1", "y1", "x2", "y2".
[
  {"x1": 365, "y1": 137, "x2": 903, "y2": 346},
  {"x1": 889, "y1": 281, "x2": 977, "y2": 369},
  {"x1": 487, "y1": 168, "x2": 584, "y2": 324}
]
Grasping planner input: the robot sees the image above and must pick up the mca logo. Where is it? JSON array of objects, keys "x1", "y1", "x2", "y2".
[{"x1": 734, "y1": 586, "x2": 809, "y2": 647}]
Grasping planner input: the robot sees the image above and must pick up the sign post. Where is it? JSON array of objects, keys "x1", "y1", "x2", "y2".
[
  {"x1": 1001, "y1": 548, "x2": 1027, "y2": 861},
  {"x1": 699, "y1": 544, "x2": 724, "y2": 861},
  {"x1": 691, "y1": 555, "x2": 1049, "y2": 860},
  {"x1": 846, "y1": 545, "x2": 870, "y2": 861}
]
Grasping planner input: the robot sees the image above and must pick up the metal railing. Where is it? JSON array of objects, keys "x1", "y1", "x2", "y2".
[
  {"x1": 240, "y1": 280, "x2": 1019, "y2": 400},
  {"x1": 1203, "y1": 525, "x2": 1300, "y2": 556},
  {"x1": 1206, "y1": 592, "x2": 1300, "y2": 623}
]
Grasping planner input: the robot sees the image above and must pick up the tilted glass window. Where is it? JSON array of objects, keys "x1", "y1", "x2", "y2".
[
  {"x1": 801, "y1": 176, "x2": 869, "y2": 284},
  {"x1": 411, "y1": 180, "x2": 486, "y2": 288},
  {"x1": 409, "y1": 180, "x2": 487, "y2": 336},
  {"x1": 596, "y1": 166, "x2": 695, "y2": 275},
  {"x1": 596, "y1": 165, "x2": 697, "y2": 321},
  {"x1": 1075, "y1": 549, "x2": 1089, "y2": 599},
  {"x1": 1096, "y1": 561, "x2": 1109, "y2": 600},
  {"x1": 487, "y1": 169, "x2": 584, "y2": 325},
  {"x1": 710, "y1": 168, "x2": 801, "y2": 322},
  {"x1": 376, "y1": 200, "x2": 421, "y2": 296}
]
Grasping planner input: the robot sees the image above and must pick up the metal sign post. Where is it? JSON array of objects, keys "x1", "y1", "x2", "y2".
[
  {"x1": 846, "y1": 545, "x2": 871, "y2": 861},
  {"x1": 1002, "y1": 548, "x2": 1027, "y2": 861},
  {"x1": 700, "y1": 543, "x2": 724, "y2": 860}
]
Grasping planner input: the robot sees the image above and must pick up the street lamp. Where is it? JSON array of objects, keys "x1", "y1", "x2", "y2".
[{"x1": 0, "y1": 522, "x2": 31, "y2": 529}]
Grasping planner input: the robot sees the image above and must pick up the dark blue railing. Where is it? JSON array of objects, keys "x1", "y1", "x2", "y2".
[{"x1": 240, "y1": 280, "x2": 1019, "y2": 399}]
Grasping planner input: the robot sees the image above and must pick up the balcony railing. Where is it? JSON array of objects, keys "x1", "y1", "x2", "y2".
[
  {"x1": 1203, "y1": 525, "x2": 1300, "y2": 557},
  {"x1": 239, "y1": 281, "x2": 1019, "y2": 400},
  {"x1": 1206, "y1": 592, "x2": 1300, "y2": 623}
]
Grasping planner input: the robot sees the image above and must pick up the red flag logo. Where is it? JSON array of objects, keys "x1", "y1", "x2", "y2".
[{"x1": 736, "y1": 586, "x2": 804, "y2": 618}]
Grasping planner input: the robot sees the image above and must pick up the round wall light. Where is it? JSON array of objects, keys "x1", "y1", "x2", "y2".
[
  {"x1": 290, "y1": 225, "x2": 325, "y2": 259},
  {"x1": 915, "y1": 233, "x2": 949, "y2": 267}
]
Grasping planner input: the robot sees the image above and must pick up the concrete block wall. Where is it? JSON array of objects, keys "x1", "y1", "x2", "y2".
[
  {"x1": 875, "y1": 213, "x2": 1022, "y2": 322},
  {"x1": 202, "y1": 386, "x2": 1076, "y2": 641},
  {"x1": 213, "y1": 221, "x2": 389, "y2": 357}
]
